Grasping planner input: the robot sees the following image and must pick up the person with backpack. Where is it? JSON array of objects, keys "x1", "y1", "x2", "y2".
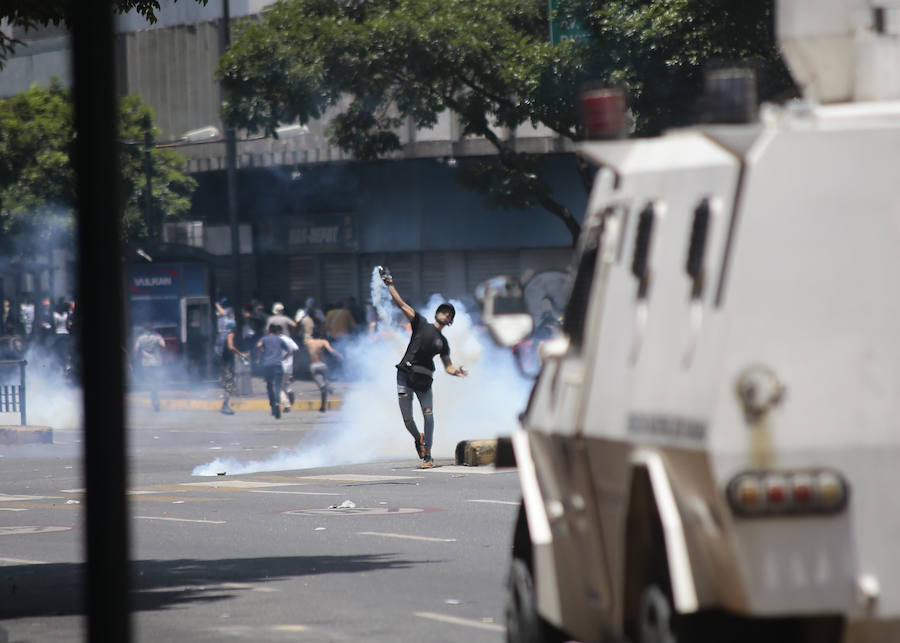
[{"x1": 380, "y1": 268, "x2": 467, "y2": 468}]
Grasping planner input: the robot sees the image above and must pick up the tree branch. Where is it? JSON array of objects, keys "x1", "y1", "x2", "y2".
[{"x1": 444, "y1": 94, "x2": 579, "y2": 246}]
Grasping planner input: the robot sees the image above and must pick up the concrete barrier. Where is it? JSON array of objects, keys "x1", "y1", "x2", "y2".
[{"x1": 0, "y1": 425, "x2": 52, "y2": 445}]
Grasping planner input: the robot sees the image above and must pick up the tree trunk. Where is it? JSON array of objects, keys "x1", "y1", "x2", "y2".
[{"x1": 537, "y1": 193, "x2": 581, "y2": 247}]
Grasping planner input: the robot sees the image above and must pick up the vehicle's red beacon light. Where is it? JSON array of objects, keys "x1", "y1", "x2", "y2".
[{"x1": 580, "y1": 88, "x2": 627, "y2": 139}]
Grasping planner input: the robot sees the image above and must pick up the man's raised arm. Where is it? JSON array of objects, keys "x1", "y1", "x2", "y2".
[{"x1": 382, "y1": 273, "x2": 415, "y2": 321}]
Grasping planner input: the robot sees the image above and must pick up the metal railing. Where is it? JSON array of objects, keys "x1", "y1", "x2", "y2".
[{"x1": 0, "y1": 360, "x2": 27, "y2": 425}]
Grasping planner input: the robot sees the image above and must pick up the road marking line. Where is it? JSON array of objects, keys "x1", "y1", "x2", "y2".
[
  {"x1": 181, "y1": 480, "x2": 291, "y2": 489},
  {"x1": 63, "y1": 488, "x2": 180, "y2": 496},
  {"x1": 246, "y1": 489, "x2": 341, "y2": 496},
  {"x1": 270, "y1": 625, "x2": 310, "y2": 632},
  {"x1": 0, "y1": 557, "x2": 47, "y2": 565},
  {"x1": 467, "y1": 499, "x2": 520, "y2": 506},
  {"x1": 358, "y1": 531, "x2": 456, "y2": 543},
  {"x1": 415, "y1": 612, "x2": 505, "y2": 632},
  {"x1": 420, "y1": 465, "x2": 513, "y2": 475},
  {"x1": 218, "y1": 582, "x2": 279, "y2": 593},
  {"x1": 135, "y1": 516, "x2": 226, "y2": 524},
  {"x1": 0, "y1": 508, "x2": 28, "y2": 512},
  {"x1": 0, "y1": 526, "x2": 72, "y2": 536},
  {"x1": 296, "y1": 474, "x2": 417, "y2": 482},
  {"x1": 0, "y1": 494, "x2": 63, "y2": 502}
]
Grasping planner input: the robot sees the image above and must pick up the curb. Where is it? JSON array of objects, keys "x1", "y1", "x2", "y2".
[
  {"x1": 455, "y1": 437, "x2": 517, "y2": 467},
  {"x1": 127, "y1": 397, "x2": 344, "y2": 412},
  {"x1": 0, "y1": 425, "x2": 53, "y2": 445}
]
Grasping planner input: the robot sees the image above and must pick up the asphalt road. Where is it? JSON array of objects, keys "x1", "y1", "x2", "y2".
[{"x1": 0, "y1": 404, "x2": 522, "y2": 642}]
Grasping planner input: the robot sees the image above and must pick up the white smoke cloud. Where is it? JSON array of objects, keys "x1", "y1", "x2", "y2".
[
  {"x1": 0, "y1": 342, "x2": 83, "y2": 429},
  {"x1": 192, "y1": 268, "x2": 531, "y2": 475}
]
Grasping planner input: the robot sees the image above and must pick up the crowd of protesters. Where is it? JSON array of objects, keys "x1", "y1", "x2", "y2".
[
  {"x1": 0, "y1": 294, "x2": 77, "y2": 380},
  {"x1": 210, "y1": 295, "x2": 373, "y2": 416}
]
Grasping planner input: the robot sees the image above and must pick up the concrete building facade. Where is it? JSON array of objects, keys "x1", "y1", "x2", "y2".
[{"x1": 0, "y1": 0, "x2": 585, "y2": 309}]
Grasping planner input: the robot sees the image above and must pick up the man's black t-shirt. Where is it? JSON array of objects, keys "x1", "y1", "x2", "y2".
[{"x1": 397, "y1": 312, "x2": 449, "y2": 372}]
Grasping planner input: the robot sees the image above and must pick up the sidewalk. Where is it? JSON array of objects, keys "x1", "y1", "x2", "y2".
[{"x1": 128, "y1": 374, "x2": 347, "y2": 412}]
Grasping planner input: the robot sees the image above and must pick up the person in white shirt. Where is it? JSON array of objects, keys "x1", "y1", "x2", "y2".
[
  {"x1": 133, "y1": 323, "x2": 166, "y2": 412},
  {"x1": 278, "y1": 326, "x2": 299, "y2": 413}
]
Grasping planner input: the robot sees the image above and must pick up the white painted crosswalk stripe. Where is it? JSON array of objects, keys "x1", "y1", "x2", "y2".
[
  {"x1": 180, "y1": 480, "x2": 291, "y2": 489},
  {"x1": 135, "y1": 516, "x2": 225, "y2": 524},
  {"x1": 358, "y1": 531, "x2": 456, "y2": 543},
  {"x1": 415, "y1": 612, "x2": 505, "y2": 632},
  {"x1": 246, "y1": 489, "x2": 341, "y2": 496},
  {"x1": 0, "y1": 493, "x2": 63, "y2": 502},
  {"x1": 467, "y1": 499, "x2": 519, "y2": 506}
]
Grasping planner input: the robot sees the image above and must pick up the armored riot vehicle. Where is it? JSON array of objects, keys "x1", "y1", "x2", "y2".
[{"x1": 481, "y1": 1, "x2": 900, "y2": 641}]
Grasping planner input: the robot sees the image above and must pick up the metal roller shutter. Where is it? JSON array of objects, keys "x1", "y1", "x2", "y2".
[
  {"x1": 289, "y1": 255, "x2": 316, "y2": 309},
  {"x1": 257, "y1": 254, "x2": 288, "y2": 308},
  {"x1": 422, "y1": 252, "x2": 446, "y2": 299},
  {"x1": 322, "y1": 254, "x2": 357, "y2": 306},
  {"x1": 383, "y1": 253, "x2": 416, "y2": 298}
]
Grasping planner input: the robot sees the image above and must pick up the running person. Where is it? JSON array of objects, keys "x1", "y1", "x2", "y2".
[
  {"x1": 279, "y1": 329, "x2": 299, "y2": 413},
  {"x1": 382, "y1": 270, "x2": 467, "y2": 468},
  {"x1": 305, "y1": 332, "x2": 343, "y2": 412},
  {"x1": 256, "y1": 324, "x2": 288, "y2": 419}
]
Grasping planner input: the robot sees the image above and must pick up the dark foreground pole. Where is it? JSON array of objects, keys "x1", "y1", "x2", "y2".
[
  {"x1": 71, "y1": 1, "x2": 131, "y2": 641},
  {"x1": 222, "y1": 0, "x2": 243, "y2": 309}
]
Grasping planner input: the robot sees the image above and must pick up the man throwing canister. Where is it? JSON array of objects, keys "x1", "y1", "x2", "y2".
[{"x1": 381, "y1": 268, "x2": 467, "y2": 468}]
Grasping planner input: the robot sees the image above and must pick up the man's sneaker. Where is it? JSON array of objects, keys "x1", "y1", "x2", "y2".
[
  {"x1": 220, "y1": 406, "x2": 235, "y2": 415},
  {"x1": 273, "y1": 406, "x2": 281, "y2": 419},
  {"x1": 421, "y1": 456, "x2": 434, "y2": 469},
  {"x1": 414, "y1": 433, "x2": 425, "y2": 459},
  {"x1": 283, "y1": 405, "x2": 291, "y2": 413}
]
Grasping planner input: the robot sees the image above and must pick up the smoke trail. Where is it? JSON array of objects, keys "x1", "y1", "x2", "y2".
[{"x1": 192, "y1": 268, "x2": 531, "y2": 475}]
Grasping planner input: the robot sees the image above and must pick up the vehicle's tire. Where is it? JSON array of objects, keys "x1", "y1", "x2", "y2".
[
  {"x1": 635, "y1": 579, "x2": 842, "y2": 643},
  {"x1": 637, "y1": 583, "x2": 678, "y2": 643},
  {"x1": 506, "y1": 558, "x2": 567, "y2": 643}
]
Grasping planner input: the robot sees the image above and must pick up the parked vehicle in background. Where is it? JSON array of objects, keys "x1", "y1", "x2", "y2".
[{"x1": 481, "y1": 1, "x2": 900, "y2": 641}]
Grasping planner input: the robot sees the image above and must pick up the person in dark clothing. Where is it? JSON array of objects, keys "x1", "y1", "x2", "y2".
[
  {"x1": 1, "y1": 299, "x2": 18, "y2": 335},
  {"x1": 35, "y1": 296, "x2": 53, "y2": 346},
  {"x1": 256, "y1": 323, "x2": 288, "y2": 419},
  {"x1": 381, "y1": 270, "x2": 467, "y2": 468},
  {"x1": 218, "y1": 316, "x2": 248, "y2": 415}
]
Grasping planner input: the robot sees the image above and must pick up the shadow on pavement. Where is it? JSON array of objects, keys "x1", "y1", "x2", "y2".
[{"x1": 0, "y1": 553, "x2": 420, "y2": 618}]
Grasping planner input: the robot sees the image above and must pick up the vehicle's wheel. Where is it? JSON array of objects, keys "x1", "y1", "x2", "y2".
[
  {"x1": 506, "y1": 558, "x2": 567, "y2": 643},
  {"x1": 637, "y1": 583, "x2": 677, "y2": 643},
  {"x1": 635, "y1": 580, "x2": 842, "y2": 643}
]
